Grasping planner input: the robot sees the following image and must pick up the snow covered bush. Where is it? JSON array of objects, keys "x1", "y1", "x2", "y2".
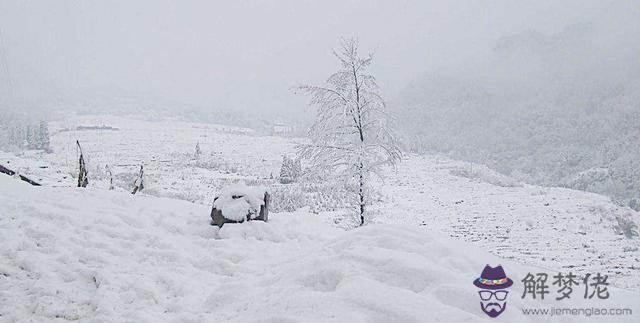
[
  {"x1": 278, "y1": 155, "x2": 301, "y2": 184},
  {"x1": 570, "y1": 168, "x2": 612, "y2": 192},
  {"x1": 629, "y1": 199, "x2": 640, "y2": 212},
  {"x1": 269, "y1": 184, "x2": 306, "y2": 212},
  {"x1": 268, "y1": 181, "x2": 352, "y2": 214},
  {"x1": 613, "y1": 214, "x2": 639, "y2": 239},
  {"x1": 111, "y1": 167, "x2": 149, "y2": 193}
]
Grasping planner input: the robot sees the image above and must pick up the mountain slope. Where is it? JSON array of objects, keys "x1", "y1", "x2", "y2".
[{"x1": 378, "y1": 155, "x2": 640, "y2": 289}]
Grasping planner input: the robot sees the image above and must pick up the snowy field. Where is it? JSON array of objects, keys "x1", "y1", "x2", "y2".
[
  {"x1": 1, "y1": 115, "x2": 639, "y2": 321},
  {"x1": 14, "y1": 115, "x2": 297, "y2": 198},
  {"x1": 377, "y1": 156, "x2": 640, "y2": 290},
  {"x1": 1, "y1": 176, "x2": 638, "y2": 322}
]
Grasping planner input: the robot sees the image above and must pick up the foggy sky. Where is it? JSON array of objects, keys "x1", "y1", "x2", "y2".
[{"x1": 0, "y1": 0, "x2": 621, "y2": 117}]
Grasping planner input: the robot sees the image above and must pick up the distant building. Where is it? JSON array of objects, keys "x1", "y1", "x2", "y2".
[{"x1": 272, "y1": 122, "x2": 293, "y2": 136}]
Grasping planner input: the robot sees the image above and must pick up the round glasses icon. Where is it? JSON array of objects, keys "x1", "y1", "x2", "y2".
[{"x1": 478, "y1": 290, "x2": 509, "y2": 301}]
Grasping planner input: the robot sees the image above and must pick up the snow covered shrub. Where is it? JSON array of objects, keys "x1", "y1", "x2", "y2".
[
  {"x1": 570, "y1": 168, "x2": 612, "y2": 192},
  {"x1": 193, "y1": 158, "x2": 223, "y2": 170},
  {"x1": 163, "y1": 181, "x2": 199, "y2": 202},
  {"x1": 613, "y1": 214, "x2": 639, "y2": 239},
  {"x1": 278, "y1": 155, "x2": 301, "y2": 184},
  {"x1": 268, "y1": 181, "x2": 352, "y2": 213},
  {"x1": 629, "y1": 199, "x2": 640, "y2": 212},
  {"x1": 301, "y1": 182, "x2": 352, "y2": 214},
  {"x1": 113, "y1": 170, "x2": 142, "y2": 192},
  {"x1": 269, "y1": 184, "x2": 306, "y2": 212}
]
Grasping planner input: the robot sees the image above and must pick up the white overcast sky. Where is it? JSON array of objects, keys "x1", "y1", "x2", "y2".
[{"x1": 0, "y1": 0, "x2": 620, "y2": 114}]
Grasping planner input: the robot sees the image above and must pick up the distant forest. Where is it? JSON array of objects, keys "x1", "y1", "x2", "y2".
[{"x1": 396, "y1": 21, "x2": 640, "y2": 209}]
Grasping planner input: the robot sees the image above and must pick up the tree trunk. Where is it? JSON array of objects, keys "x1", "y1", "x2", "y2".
[
  {"x1": 358, "y1": 166, "x2": 365, "y2": 226},
  {"x1": 131, "y1": 165, "x2": 144, "y2": 194}
]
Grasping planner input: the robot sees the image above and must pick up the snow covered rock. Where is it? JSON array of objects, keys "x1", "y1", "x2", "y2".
[{"x1": 211, "y1": 183, "x2": 269, "y2": 227}]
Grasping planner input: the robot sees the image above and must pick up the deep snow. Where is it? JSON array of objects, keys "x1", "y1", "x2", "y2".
[
  {"x1": 1, "y1": 115, "x2": 639, "y2": 322},
  {"x1": 1, "y1": 175, "x2": 639, "y2": 322}
]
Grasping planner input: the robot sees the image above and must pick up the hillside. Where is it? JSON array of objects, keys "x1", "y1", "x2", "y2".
[
  {"x1": 395, "y1": 3, "x2": 640, "y2": 208},
  {"x1": 1, "y1": 115, "x2": 639, "y2": 292}
]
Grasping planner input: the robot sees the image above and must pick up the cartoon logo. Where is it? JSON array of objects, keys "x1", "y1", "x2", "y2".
[{"x1": 473, "y1": 264, "x2": 513, "y2": 318}]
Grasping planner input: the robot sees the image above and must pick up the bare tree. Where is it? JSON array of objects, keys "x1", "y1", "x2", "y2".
[{"x1": 297, "y1": 38, "x2": 401, "y2": 226}]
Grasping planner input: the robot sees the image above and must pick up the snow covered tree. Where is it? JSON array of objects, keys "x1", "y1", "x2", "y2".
[
  {"x1": 279, "y1": 155, "x2": 298, "y2": 184},
  {"x1": 279, "y1": 155, "x2": 292, "y2": 184},
  {"x1": 25, "y1": 125, "x2": 36, "y2": 149},
  {"x1": 297, "y1": 38, "x2": 401, "y2": 226},
  {"x1": 194, "y1": 141, "x2": 202, "y2": 159},
  {"x1": 292, "y1": 157, "x2": 301, "y2": 180},
  {"x1": 38, "y1": 121, "x2": 51, "y2": 152},
  {"x1": 6, "y1": 125, "x2": 21, "y2": 149}
]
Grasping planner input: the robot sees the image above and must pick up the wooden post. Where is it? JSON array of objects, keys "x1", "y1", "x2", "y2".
[{"x1": 0, "y1": 164, "x2": 41, "y2": 186}]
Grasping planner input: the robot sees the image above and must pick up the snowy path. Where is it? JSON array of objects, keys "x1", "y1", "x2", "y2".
[
  {"x1": 378, "y1": 155, "x2": 640, "y2": 290},
  {"x1": 1, "y1": 176, "x2": 638, "y2": 322}
]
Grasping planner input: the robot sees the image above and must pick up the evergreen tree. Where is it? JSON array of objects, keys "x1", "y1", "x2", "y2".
[
  {"x1": 194, "y1": 141, "x2": 202, "y2": 159},
  {"x1": 38, "y1": 121, "x2": 51, "y2": 152},
  {"x1": 279, "y1": 155, "x2": 294, "y2": 184},
  {"x1": 25, "y1": 125, "x2": 36, "y2": 149}
]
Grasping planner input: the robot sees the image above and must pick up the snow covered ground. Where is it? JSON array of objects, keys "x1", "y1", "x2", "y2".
[
  {"x1": 0, "y1": 114, "x2": 292, "y2": 190},
  {"x1": 377, "y1": 155, "x2": 640, "y2": 290},
  {"x1": 1, "y1": 115, "x2": 639, "y2": 321},
  {"x1": 1, "y1": 176, "x2": 638, "y2": 322}
]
